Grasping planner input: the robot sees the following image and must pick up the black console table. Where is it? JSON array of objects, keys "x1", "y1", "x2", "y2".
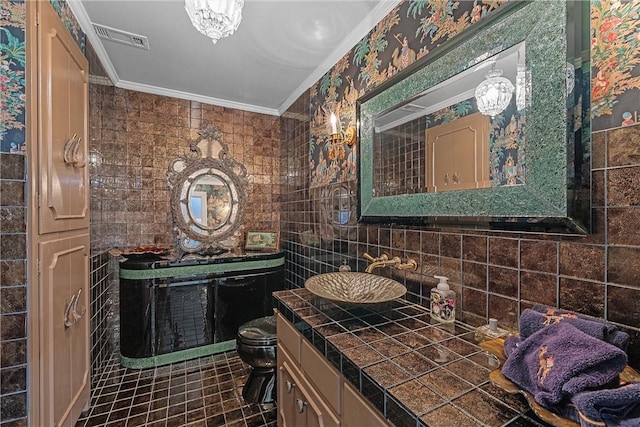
[{"x1": 118, "y1": 251, "x2": 284, "y2": 368}]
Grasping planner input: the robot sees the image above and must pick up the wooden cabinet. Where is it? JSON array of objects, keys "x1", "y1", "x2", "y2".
[
  {"x1": 426, "y1": 111, "x2": 490, "y2": 192},
  {"x1": 342, "y1": 382, "x2": 389, "y2": 427},
  {"x1": 27, "y1": 1, "x2": 90, "y2": 426},
  {"x1": 38, "y1": 235, "x2": 90, "y2": 427},
  {"x1": 276, "y1": 313, "x2": 390, "y2": 427},
  {"x1": 36, "y1": 0, "x2": 89, "y2": 234},
  {"x1": 278, "y1": 354, "x2": 339, "y2": 427}
]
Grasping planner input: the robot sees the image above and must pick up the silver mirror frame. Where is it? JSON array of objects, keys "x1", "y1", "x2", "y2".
[
  {"x1": 357, "y1": 1, "x2": 590, "y2": 234},
  {"x1": 168, "y1": 124, "x2": 248, "y2": 253}
]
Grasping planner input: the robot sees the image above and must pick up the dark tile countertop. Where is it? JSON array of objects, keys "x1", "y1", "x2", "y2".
[{"x1": 273, "y1": 288, "x2": 553, "y2": 427}]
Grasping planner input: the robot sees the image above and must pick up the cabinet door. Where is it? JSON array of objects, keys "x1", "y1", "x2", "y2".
[
  {"x1": 426, "y1": 112, "x2": 490, "y2": 192},
  {"x1": 39, "y1": 234, "x2": 90, "y2": 427},
  {"x1": 342, "y1": 382, "x2": 389, "y2": 427},
  {"x1": 278, "y1": 361, "x2": 303, "y2": 427},
  {"x1": 37, "y1": 0, "x2": 89, "y2": 234},
  {"x1": 279, "y1": 360, "x2": 339, "y2": 427}
]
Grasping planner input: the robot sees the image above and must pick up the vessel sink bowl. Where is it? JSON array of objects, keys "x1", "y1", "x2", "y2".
[{"x1": 305, "y1": 272, "x2": 406, "y2": 304}]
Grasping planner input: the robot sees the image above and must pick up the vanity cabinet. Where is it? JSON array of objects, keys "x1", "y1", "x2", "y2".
[
  {"x1": 119, "y1": 252, "x2": 284, "y2": 367},
  {"x1": 276, "y1": 313, "x2": 390, "y2": 427},
  {"x1": 279, "y1": 353, "x2": 339, "y2": 427},
  {"x1": 342, "y1": 382, "x2": 390, "y2": 427}
]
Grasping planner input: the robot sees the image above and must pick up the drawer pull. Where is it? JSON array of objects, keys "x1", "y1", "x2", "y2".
[
  {"x1": 296, "y1": 399, "x2": 307, "y2": 414},
  {"x1": 286, "y1": 380, "x2": 296, "y2": 393}
]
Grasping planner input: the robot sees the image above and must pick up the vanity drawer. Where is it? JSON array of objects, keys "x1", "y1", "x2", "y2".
[
  {"x1": 277, "y1": 313, "x2": 301, "y2": 363},
  {"x1": 300, "y1": 339, "x2": 341, "y2": 414}
]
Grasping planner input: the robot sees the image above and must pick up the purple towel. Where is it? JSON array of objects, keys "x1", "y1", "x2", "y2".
[
  {"x1": 504, "y1": 335, "x2": 521, "y2": 358},
  {"x1": 501, "y1": 322, "x2": 628, "y2": 409},
  {"x1": 519, "y1": 306, "x2": 630, "y2": 352},
  {"x1": 571, "y1": 383, "x2": 640, "y2": 427}
]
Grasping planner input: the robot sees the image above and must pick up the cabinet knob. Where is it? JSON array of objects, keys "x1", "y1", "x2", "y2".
[
  {"x1": 296, "y1": 399, "x2": 307, "y2": 414},
  {"x1": 285, "y1": 380, "x2": 296, "y2": 393}
]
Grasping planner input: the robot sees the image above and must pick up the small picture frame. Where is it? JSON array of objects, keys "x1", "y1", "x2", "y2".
[{"x1": 244, "y1": 231, "x2": 280, "y2": 252}]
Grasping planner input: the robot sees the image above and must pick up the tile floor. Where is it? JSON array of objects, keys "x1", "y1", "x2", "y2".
[{"x1": 75, "y1": 352, "x2": 277, "y2": 427}]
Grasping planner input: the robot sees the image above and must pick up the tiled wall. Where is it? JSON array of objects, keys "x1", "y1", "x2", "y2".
[
  {"x1": 85, "y1": 40, "x2": 119, "y2": 393},
  {"x1": 88, "y1": 83, "x2": 283, "y2": 375},
  {"x1": 90, "y1": 84, "x2": 281, "y2": 250},
  {"x1": 0, "y1": 153, "x2": 27, "y2": 425},
  {"x1": 280, "y1": 95, "x2": 640, "y2": 370},
  {"x1": 279, "y1": 0, "x2": 640, "y2": 372},
  {"x1": 1, "y1": 2, "x2": 639, "y2": 426}
]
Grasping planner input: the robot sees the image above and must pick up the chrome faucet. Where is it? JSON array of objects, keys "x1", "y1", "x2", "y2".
[{"x1": 363, "y1": 252, "x2": 418, "y2": 273}]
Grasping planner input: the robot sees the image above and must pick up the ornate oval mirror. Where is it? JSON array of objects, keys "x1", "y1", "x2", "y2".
[
  {"x1": 188, "y1": 174, "x2": 232, "y2": 229},
  {"x1": 168, "y1": 124, "x2": 248, "y2": 253}
]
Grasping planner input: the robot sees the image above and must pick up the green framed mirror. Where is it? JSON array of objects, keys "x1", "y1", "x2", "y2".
[{"x1": 357, "y1": 0, "x2": 590, "y2": 234}]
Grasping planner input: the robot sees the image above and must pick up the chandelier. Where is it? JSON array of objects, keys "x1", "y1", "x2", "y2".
[
  {"x1": 184, "y1": 0, "x2": 244, "y2": 44},
  {"x1": 474, "y1": 67, "x2": 514, "y2": 118}
]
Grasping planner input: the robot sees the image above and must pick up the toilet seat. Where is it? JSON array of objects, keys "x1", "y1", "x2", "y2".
[
  {"x1": 236, "y1": 315, "x2": 278, "y2": 405},
  {"x1": 237, "y1": 315, "x2": 276, "y2": 346}
]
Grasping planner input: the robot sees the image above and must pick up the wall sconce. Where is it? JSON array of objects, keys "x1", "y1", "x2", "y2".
[
  {"x1": 329, "y1": 112, "x2": 357, "y2": 146},
  {"x1": 343, "y1": 125, "x2": 357, "y2": 146},
  {"x1": 330, "y1": 112, "x2": 341, "y2": 142},
  {"x1": 474, "y1": 67, "x2": 514, "y2": 118}
]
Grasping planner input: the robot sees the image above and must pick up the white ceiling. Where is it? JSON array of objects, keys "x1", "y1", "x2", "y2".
[{"x1": 69, "y1": 0, "x2": 399, "y2": 116}]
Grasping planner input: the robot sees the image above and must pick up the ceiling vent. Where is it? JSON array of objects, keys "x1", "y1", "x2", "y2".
[{"x1": 93, "y1": 23, "x2": 150, "y2": 50}]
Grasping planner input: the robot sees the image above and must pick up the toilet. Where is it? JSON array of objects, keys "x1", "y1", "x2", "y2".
[{"x1": 236, "y1": 315, "x2": 277, "y2": 405}]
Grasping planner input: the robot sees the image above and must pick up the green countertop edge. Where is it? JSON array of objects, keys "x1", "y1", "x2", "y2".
[
  {"x1": 120, "y1": 340, "x2": 237, "y2": 369},
  {"x1": 119, "y1": 257, "x2": 285, "y2": 280}
]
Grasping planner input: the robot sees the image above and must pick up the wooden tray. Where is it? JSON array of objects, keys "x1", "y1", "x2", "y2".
[{"x1": 479, "y1": 338, "x2": 640, "y2": 427}]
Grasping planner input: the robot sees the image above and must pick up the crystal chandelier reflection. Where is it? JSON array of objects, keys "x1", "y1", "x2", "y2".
[
  {"x1": 184, "y1": 0, "x2": 244, "y2": 44},
  {"x1": 474, "y1": 67, "x2": 515, "y2": 118}
]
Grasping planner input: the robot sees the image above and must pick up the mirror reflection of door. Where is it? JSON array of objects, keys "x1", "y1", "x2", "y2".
[
  {"x1": 371, "y1": 41, "x2": 526, "y2": 197},
  {"x1": 188, "y1": 175, "x2": 232, "y2": 229},
  {"x1": 426, "y1": 112, "x2": 490, "y2": 192}
]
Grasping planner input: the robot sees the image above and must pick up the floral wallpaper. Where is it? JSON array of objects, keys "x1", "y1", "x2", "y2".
[
  {"x1": 1, "y1": 1, "x2": 639, "y2": 153},
  {"x1": 591, "y1": 0, "x2": 640, "y2": 131},
  {"x1": 0, "y1": 0, "x2": 84, "y2": 154},
  {"x1": 309, "y1": 0, "x2": 640, "y2": 187},
  {"x1": 0, "y1": 0, "x2": 26, "y2": 153},
  {"x1": 309, "y1": 0, "x2": 508, "y2": 188},
  {"x1": 50, "y1": 0, "x2": 85, "y2": 51}
]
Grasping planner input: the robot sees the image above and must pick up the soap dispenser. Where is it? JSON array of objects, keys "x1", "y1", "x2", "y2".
[{"x1": 430, "y1": 275, "x2": 456, "y2": 323}]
